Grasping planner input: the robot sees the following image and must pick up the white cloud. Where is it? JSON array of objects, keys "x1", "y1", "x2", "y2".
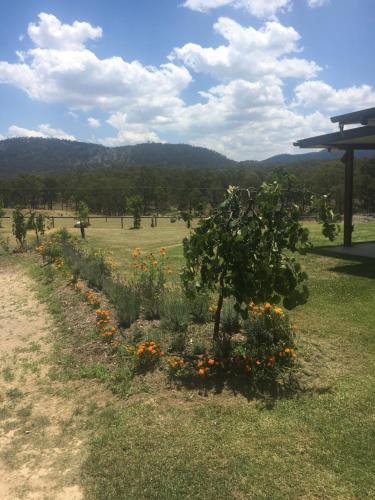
[
  {"x1": 0, "y1": 133, "x2": 5, "y2": 140},
  {"x1": 8, "y1": 123, "x2": 75, "y2": 140},
  {"x1": 101, "y1": 119, "x2": 161, "y2": 146},
  {"x1": 88, "y1": 117, "x2": 101, "y2": 128},
  {"x1": 183, "y1": 0, "x2": 291, "y2": 18},
  {"x1": 183, "y1": 0, "x2": 329, "y2": 16},
  {"x1": 1, "y1": 12, "x2": 373, "y2": 160},
  {"x1": 293, "y1": 81, "x2": 375, "y2": 112},
  {"x1": 171, "y1": 17, "x2": 321, "y2": 81},
  {"x1": 28, "y1": 13, "x2": 102, "y2": 50},
  {"x1": 307, "y1": 0, "x2": 329, "y2": 7},
  {"x1": 0, "y1": 12, "x2": 191, "y2": 114}
]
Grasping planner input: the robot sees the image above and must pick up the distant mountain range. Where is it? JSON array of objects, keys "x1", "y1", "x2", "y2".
[
  {"x1": 261, "y1": 149, "x2": 375, "y2": 164},
  {"x1": 0, "y1": 137, "x2": 374, "y2": 176}
]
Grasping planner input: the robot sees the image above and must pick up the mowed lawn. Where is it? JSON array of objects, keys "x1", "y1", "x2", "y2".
[
  {"x1": 1, "y1": 217, "x2": 375, "y2": 498},
  {"x1": 74, "y1": 220, "x2": 375, "y2": 498}
]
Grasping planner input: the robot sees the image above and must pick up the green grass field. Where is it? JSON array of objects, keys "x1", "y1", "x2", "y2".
[
  {"x1": 1, "y1": 217, "x2": 375, "y2": 498},
  {"x1": 79, "y1": 221, "x2": 375, "y2": 498}
]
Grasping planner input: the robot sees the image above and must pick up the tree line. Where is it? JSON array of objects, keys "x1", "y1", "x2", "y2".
[{"x1": 0, "y1": 157, "x2": 374, "y2": 215}]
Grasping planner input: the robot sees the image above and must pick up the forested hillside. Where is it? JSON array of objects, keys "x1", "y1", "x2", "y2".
[{"x1": 0, "y1": 138, "x2": 236, "y2": 175}]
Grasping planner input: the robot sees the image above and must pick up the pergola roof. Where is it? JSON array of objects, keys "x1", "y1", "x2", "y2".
[
  {"x1": 331, "y1": 106, "x2": 375, "y2": 126},
  {"x1": 294, "y1": 107, "x2": 375, "y2": 150},
  {"x1": 294, "y1": 125, "x2": 375, "y2": 150}
]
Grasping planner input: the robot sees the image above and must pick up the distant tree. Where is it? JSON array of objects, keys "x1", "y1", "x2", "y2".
[
  {"x1": 127, "y1": 195, "x2": 144, "y2": 229},
  {"x1": 12, "y1": 207, "x2": 27, "y2": 249},
  {"x1": 76, "y1": 201, "x2": 90, "y2": 239}
]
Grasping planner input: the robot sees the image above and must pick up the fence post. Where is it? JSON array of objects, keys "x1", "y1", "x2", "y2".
[
  {"x1": 121, "y1": 217, "x2": 124, "y2": 229},
  {"x1": 51, "y1": 217, "x2": 55, "y2": 228}
]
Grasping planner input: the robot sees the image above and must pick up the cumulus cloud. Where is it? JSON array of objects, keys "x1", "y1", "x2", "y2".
[
  {"x1": 170, "y1": 17, "x2": 321, "y2": 81},
  {"x1": 28, "y1": 13, "x2": 102, "y2": 50},
  {"x1": 88, "y1": 117, "x2": 101, "y2": 128},
  {"x1": 8, "y1": 123, "x2": 75, "y2": 140},
  {"x1": 0, "y1": 133, "x2": 5, "y2": 140},
  {"x1": 183, "y1": 0, "x2": 291, "y2": 18},
  {"x1": 0, "y1": 12, "x2": 191, "y2": 112},
  {"x1": 1, "y1": 12, "x2": 373, "y2": 160},
  {"x1": 293, "y1": 81, "x2": 375, "y2": 112},
  {"x1": 183, "y1": 0, "x2": 329, "y2": 16},
  {"x1": 101, "y1": 117, "x2": 161, "y2": 146}
]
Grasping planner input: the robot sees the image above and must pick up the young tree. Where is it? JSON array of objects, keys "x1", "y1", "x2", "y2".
[
  {"x1": 0, "y1": 199, "x2": 5, "y2": 228},
  {"x1": 127, "y1": 195, "x2": 144, "y2": 229},
  {"x1": 76, "y1": 201, "x2": 90, "y2": 239},
  {"x1": 27, "y1": 212, "x2": 49, "y2": 243},
  {"x1": 182, "y1": 181, "x2": 339, "y2": 349},
  {"x1": 12, "y1": 207, "x2": 27, "y2": 249}
]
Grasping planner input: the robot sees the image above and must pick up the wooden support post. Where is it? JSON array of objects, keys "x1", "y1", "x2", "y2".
[
  {"x1": 343, "y1": 149, "x2": 354, "y2": 247},
  {"x1": 51, "y1": 217, "x2": 55, "y2": 228},
  {"x1": 121, "y1": 217, "x2": 124, "y2": 229}
]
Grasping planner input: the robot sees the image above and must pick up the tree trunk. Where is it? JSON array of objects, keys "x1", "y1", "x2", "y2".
[{"x1": 213, "y1": 292, "x2": 224, "y2": 342}]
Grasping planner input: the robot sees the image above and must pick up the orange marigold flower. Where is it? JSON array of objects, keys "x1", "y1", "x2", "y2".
[
  {"x1": 207, "y1": 358, "x2": 215, "y2": 366},
  {"x1": 159, "y1": 247, "x2": 167, "y2": 255},
  {"x1": 198, "y1": 368, "x2": 206, "y2": 376}
]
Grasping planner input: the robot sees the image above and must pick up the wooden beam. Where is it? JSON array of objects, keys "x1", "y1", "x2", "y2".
[{"x1": 343, "y1": 149, "x2": 354, "y2": 247}]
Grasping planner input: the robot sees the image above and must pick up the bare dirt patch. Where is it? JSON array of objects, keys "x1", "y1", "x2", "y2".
[{"x1": 0, "y1": 261, "x2": 107, "y2": 500}]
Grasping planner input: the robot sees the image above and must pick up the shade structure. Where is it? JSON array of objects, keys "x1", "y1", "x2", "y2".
[
  {"x1": 294, "y1": 107, "x2": 375, "y2": 247},
  {"x1": 294, "y1": 125, "x2": 375, "y2": 150}
]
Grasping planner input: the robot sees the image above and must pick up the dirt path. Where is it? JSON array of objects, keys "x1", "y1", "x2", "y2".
[{"x1": 0, "y1": 261, "x2": 85, "y2": 499}]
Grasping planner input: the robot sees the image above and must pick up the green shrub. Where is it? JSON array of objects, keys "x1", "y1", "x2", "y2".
[
  {"x1": 143, "y1": 296, "x2": 162, "y2": 320},
  {"x1": 188, "y1": 293, "x2": 210, "y2": 324},
  {"x1": 103, "y1": 279, "x2": 140, "y2": 328},
  {"x1": 60, "y1": 242, "x2": 111, "y2": 289},
  {"x1": 160, "y1": 294, "x2": 189, "y2": 333},
  {"x1": 221, "y1": 301, "x2": 240, "y2": 334},
  {"x1": 236, "y1": 303, "x2": 297, "y2": 384},
  {"x1": 169, "y1": 333, "x2": 186, "y2": 354}
]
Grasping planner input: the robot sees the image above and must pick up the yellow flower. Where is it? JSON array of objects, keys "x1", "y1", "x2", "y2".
[
  {"x1": 152, "y1": 260, "x2": 158, "y2": 267},
  {"x1": 274, "y1": 307, "x2": 283, "y2": 316}
]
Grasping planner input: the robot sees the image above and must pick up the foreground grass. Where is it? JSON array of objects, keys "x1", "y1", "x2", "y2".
[
  {"x1": 2, "y1": 222, "x2": 375, "y2": 498},
  {"x1": 81, "y1": 248, "x2": 375, "y2": 498}
]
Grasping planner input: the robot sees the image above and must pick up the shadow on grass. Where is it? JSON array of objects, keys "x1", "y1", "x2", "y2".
[
  {"x1": 308, "y1": 245, "x2": 375, "y2": 279},
  {"x1": 169, "y1": 371, "x2": 334, "y2": 405}
]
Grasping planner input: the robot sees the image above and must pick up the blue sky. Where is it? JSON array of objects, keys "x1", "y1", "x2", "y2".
[{"x1": 0, "y1": 0, "x2": 374, "y2": 159}]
